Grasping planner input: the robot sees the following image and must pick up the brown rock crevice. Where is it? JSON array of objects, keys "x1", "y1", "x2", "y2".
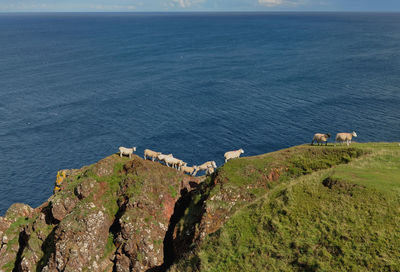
[
  {"x1": 109, "y1": 196, "x2": 129, "y2": 271},
  {"x1": 12, "y1": 228, "x2": 30, "y2": 272},
  {"x1": 146, "y1": 177, "x2": 217, "y2": 272}
]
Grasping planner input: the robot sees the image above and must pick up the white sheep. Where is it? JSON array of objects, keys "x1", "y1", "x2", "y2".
[
  {"x1": 335, "y1": 131, "x2": 357, "y2": 146},
  {"x1": 176, "y1": 159, "x2": 187, "y2": 170},
  {"x1": 119, "y1": 147, "x2": 136, "y2": 159},
  {"x1": 157, "y1": 153, "x2": 173, "y2": 164},
  {"x1": 163, "y1": 156, "x2": 184, "y2": 169},
  {"x1": 144, "y1": 149, "x2": 161, "y2": 161},
  {"x1": 193, "y1": 161, "x2": 217, "y2": 176},
  {"x1": 181, "y1": 165, "x2": 198, "y2": 176},
  {"x1": 206, "y1": 166, "x2": 215, "y2": 176},
  {"x1": 224, "y1": 149, "x2": 244, "y2": 163},
  {"x1": 311, "y1": 133, "x2": 331, "y2": 146},
  {"x1": 168, "y1": 157, "x2": 186, "y2": 170}
]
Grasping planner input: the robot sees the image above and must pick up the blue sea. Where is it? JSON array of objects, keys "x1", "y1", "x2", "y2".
[{"x1": 1, "y1": 12, "x2": 400, "y2": 215}]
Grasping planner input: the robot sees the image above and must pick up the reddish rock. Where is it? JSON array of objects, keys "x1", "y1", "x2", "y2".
[
  {"x1": 92, "y1": 154, "x2": 121, "y2": 177},
  {"x1": 5, "y1": 203, "x2": 34, "y2": 219},
  {"x1": 51, "y1": 197, "x2": 77, "y2": 221},
  {"x1": 74, "y1": 177, "x2": 97, "y2": 199}
]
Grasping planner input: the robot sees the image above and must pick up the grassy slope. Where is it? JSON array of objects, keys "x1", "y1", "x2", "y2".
[{"x1": 174, "y1": 143, "x2": 400, "y2": 272}]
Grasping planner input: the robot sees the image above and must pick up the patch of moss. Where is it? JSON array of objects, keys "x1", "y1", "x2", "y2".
[
  {"x1": 1, "y1": 261, "x2": 15, "y2": 271},
  {"x1": 169, "y1": 185, "x2": 178, "y2": 199},
  {"x1": 102, "y1": 233, "x2": 116, "y2": 261}
]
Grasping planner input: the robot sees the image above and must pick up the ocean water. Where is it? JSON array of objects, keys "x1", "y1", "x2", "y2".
[{"x1": 1, "y1": 12, "x2": 400, "y2": 215}]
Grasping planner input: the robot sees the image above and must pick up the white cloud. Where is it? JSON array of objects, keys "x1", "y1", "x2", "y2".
[
  {"x1": 171, "y1": 0, "x2": 205, "y2": 8},
  {"x1": 258, "y1": 0, "x2": 283, "y2": 7},
  {"x1": 258, "y1": 0, "x2": 307, "y2": 7}
]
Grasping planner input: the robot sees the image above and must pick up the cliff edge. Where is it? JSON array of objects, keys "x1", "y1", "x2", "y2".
[{"x1": 1, "y1": 143, "x2": 399, "y2": 271}]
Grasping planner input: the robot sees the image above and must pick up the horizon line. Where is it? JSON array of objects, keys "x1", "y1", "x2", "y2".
[{"x1": 1, "y1": 11, "x2": 400, "y2": 13}]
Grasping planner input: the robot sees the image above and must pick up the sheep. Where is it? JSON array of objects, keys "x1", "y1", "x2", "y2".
[
  {"x1": 176, "y1": 159, "x2": 187, "y2": 170},
  {"x1": 206, "y1": 166, "x2": 215, "y2": 176},
  {"x1": 168, "y1": 157, "x2": 187, "y2": 170},
  {"x1": 157, "y1": 153, "x2": 173, "y2": 164},
  {"x1": 335, "y1": 131, "x2": 357, "y2": 146},
  {"x1": 119, "y1": 147, "x2": 136, "y2": 159},
  {"x1": 144, "y1": 149, "x2": 161, "y2": 161},
  {"x1": 193, "y1": 161, "x2": 217, "y2": 176},
  {"x1": 198, "y1": 161, "x2": 217, "y2": 170},
  {"x1": 311, "y1": 133, "x2": 331, "y2": 146},
  {"x1": 224, "y1": 149, "x2": 244, "y2": 163},
  {"x1": 163, "y1": 156, "x2": 186, "y2": 170},
  {"x1": 181, "y1": 165, "x2": 198, "y2": 176}
]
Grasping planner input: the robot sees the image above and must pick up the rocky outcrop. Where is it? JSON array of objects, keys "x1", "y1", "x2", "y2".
[{"x1": 0, "y1": 154, "x2": 202, "y2": 272}]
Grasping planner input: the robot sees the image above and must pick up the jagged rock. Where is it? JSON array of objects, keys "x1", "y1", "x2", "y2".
[
  {"x1": 74, "y1": 178, "x2": 97, "y2": 199},
  {"x1": 5, "y1": 203, "x2": 34, "y2": 220},
  {"x1": 115, "y1": 254, "x2": 131, "y2": 272},
  {"x1": 0, "y1": 153, "x2": 201, "y2": 272},
  {"x1": 112, "y1": 156, "x2": 193, "y2": 271},
  {"x1": 51, "y1": 197, "x2": 77, "y2": 221},
  {"x1": 92, "y1": 155, "x2": 121, "y2": 177},
  {"x1": 0, "y1": 217, "x2": 11, "y2": 238},
  {"x1": 44, "y1": 202, "x2": 113, "y2": 271}
]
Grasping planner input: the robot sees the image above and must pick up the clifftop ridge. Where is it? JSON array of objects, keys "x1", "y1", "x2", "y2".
[{"x1": 1, "y1": 143, "x2": 399, "y2": 272}]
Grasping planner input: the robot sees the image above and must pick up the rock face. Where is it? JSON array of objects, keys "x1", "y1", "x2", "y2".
[{"x1": 0, "y1": 154, "x2": 202, "y2": 272}]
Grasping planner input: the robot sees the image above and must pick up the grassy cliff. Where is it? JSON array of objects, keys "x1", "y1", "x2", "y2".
[
  {"x1": 170, "y1": 143, "x2": 400, "y2": 272},
  {"x1": 0, "y1": 143, "x2": 399, "y2": 271}
]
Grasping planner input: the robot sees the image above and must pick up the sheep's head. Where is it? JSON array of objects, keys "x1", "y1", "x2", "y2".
[
  {"x1": 212, "y1": 161, "x2": 217, "y2": 168},
  {"x1": 326, "y1": 133, "x2": 331, "y2": 138},
  {"x1": 133, "y1": 147, "x2": 137, "y2": 152},
  {"x1": 239, "y1": 148, "x2": 244, "y2": 153},
  {"x1": 352, "y1": 131, "x2": 357, "y2": 137}
]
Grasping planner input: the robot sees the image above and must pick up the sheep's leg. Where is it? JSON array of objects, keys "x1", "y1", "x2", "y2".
[
  {"x1": 311, "y1": 140, "x2": 314, "y2": 145},
  {"x1": 120, "y1": 152, "x2": 123, "y2": 158},
  {"x1": 346, "y1": 140, "x2": 349, "y2": 146}
]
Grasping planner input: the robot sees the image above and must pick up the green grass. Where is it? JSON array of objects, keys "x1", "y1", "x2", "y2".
[
  {"x1": 172, "y1": 143, "x2": 400, "y2": 272},
  {"x1": 1, "y1": 261, "x2": 15, "y2": 271},
  {"x1": 102, "y1": 233, "x2": 116, "y2": 261},
  {"x1": 218, "y1": 145, "x2": 365, "y2": 188},
  {"x1": 328, "y1": 143, "x2": 400, "y2": 195}
]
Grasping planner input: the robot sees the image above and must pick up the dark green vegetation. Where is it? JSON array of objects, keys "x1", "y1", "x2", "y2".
[{"x1": 172, "y1": 143, "x2": 400, "y2": 272}]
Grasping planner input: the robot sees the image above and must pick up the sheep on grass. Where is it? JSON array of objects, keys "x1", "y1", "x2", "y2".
[
  {"x1": 335, "y1": 131, "x2": 357, "y2": 146},
  {"x1": 224, "y1": 149, "x2": 244, "y2": 163},
  {"x1": 144, "y1": 149, "x2": 161, "y2": 161},
  {"x1": 119, "y1": 147, "x2": 136, "y2": 159},
  {"x1": 311, "y1": 133, "x2": 331, "y2": 146}
]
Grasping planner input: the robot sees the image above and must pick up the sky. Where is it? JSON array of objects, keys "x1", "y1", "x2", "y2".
[{"x1": 1, "y1": 0, "x2": 400, "y2": 12}]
